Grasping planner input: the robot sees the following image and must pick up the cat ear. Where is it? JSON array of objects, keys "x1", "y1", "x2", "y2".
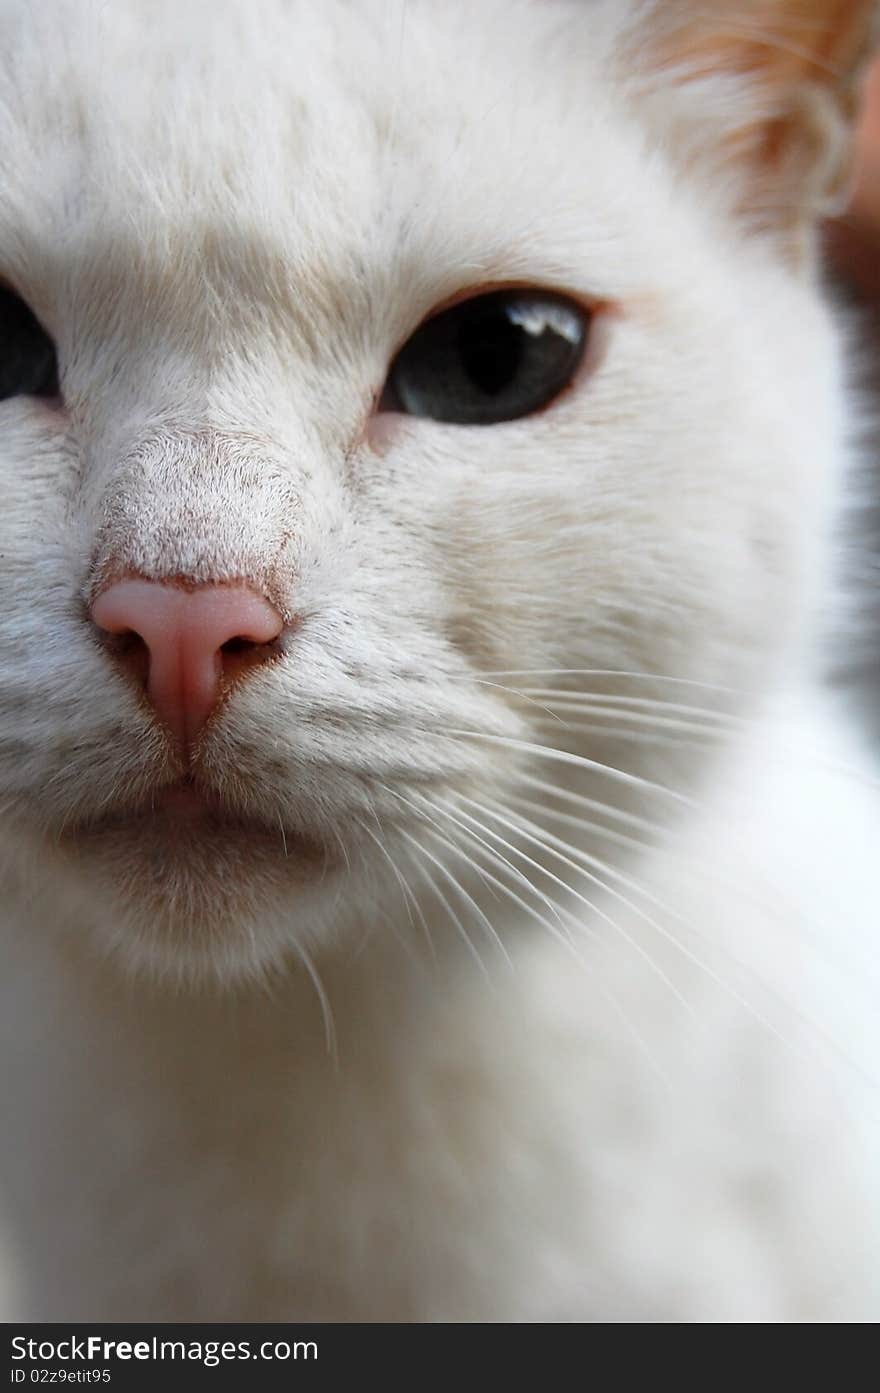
[{"x1": 628, "y1": 1, "x2": 880, "y2": 250}]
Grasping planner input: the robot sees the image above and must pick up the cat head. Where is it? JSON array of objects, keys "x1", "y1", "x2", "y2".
[{"x1": 0, "y1": 0, "x2": 875, "y2": 983}]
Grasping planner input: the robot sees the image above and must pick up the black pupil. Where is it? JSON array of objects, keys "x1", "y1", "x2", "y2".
[
  {"x1": 0, "y1": 286, "x2": 59, "y2": 401},
  {"x1": 458, "y1": 302, "x2": 524, "y2": 397}
]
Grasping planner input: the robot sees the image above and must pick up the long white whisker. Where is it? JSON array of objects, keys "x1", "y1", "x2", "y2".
[
  {"x1": 463, "y1": 667, "x2": 745, "y2": 692},
  {"x1": 467, "y1": 679, "x2": 568, "y2": 723},
  {"x1": 480, "y1": 793, "x2": 801, "y2": 1047},
  {"x1": 397, "y1": 786, "x2": 569, "y2": 935},
  {"x1": 417, "y1": 820, "x2": 584, "y2": 960},
  {"x1": 393, "y1": 802, "x2": 683, "y2": 1085},
  {"x1": 466, "y1": 792, "x2": 737, "y2": 1006},
  {"x1": 397, "y1": 827, "x2": 507, "y2": 972},
  {"x1": 532, "y1": 719, "x2": 720, "y2": 752},
  {"x1": 516, "y1": 689, "x2": 745, "y2": 723},
  {"x1": 598, "y1": 984, "x2": 676, "y2": 1093},
  {"x1": 525, "y1": 705, "x2": 880, "y2": 791},
  {"x1": 292, "y1": 941, "x2": 338, "y2": 1065},
  {"x1": 450, "y1": 680, "x2": 880, "y2": 793},
  {"x1": 443, "y1": 731, "x2": 695, "y2": 806},
  {"x1": 435, "y1": 795, "x2": 694, "y2": 1014},
  {"x1": 514, "y1": 789, "x2": 851, "y2": 970},
  {"x1": 406, "y1": 807, "x2": 672, "y2": 1089},
  {"x1": 398, "y1": 830, "x2": 489, "y2": 977},
  {"x1": 515, "y1": 778, "x2": 873, "y2": 970},
  {"x1": 379, "y1": 784, "x2": 499, "y2": 903},
  {"x1": 530, "y1": 708, "x2": 735, "y2": 737},
  {"x1": 495, "y1": 794, "x2": 878, "y2": 1085},
  {"x1": 330, "y1": 823, "x2": 351, "y2": 874},
  {"x1": 516, "y1": 770, "x2": 671, "y2": 840},
  {"x1": 358, "y1": 818, "x2": 433, "y2": 961}
]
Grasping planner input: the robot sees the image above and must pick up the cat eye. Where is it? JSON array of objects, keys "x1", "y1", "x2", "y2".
[
  {"x1": 384, "y1": 289, "x2": 589, "y2": 425},
  {"x1": 0, "y1": 285, "x2": 60, "y2": 401}
]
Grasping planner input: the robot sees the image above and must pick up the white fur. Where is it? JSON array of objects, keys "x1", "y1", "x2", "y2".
[{"x1": 0, "y1": 0, "x2": 877, "y2": 1320}]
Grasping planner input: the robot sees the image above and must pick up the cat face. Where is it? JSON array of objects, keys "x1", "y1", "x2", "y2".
[{"x1": 0, "y1": 0, "x2": 870, "y2": 981}]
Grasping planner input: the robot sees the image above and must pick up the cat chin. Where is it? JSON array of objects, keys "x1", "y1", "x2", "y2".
[{"x1": 47, "y1": 809, "x2": 353, "y2": 987}]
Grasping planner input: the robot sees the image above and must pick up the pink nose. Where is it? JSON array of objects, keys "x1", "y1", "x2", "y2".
[{"x1": 91, "y1": 579, "x2": 284, "y2": 748}]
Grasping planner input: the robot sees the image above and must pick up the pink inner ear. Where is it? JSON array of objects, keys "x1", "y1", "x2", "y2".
[{"x1": 642, "y1": 0, "x2": 878, "y2": 92}]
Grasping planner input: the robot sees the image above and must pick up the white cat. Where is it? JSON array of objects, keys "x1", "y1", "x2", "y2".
[{"x1": 0, "y1": 0, "x2": 878, "y2": 1321}]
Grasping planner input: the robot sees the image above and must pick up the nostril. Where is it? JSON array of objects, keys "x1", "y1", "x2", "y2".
[
  {"x1": 221, "y1": 635, "x2": 258, "y2": 655},
  {"x1": 96, "y1": 626, "x2": 151, "y2": 686},
  {"x1": 218, "y1": 630, "x2": 283, "y2": 683}
]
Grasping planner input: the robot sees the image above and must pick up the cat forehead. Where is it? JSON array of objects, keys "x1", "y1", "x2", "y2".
[
  {"x1": 0, "y1": 0, "x2": 649, "y2": 310},
  {"x1": 1, "y1": 0, "x2": 608, "y2": 135}
]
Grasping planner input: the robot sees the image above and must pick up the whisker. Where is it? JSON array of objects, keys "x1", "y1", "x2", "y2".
[
  {"x1": 513, "y1": 785, "x2": 856, "y2": 972},
  {"x1": 467, "y1": 679, "x2": 568, "y2": 723},
  {"x1": 397, "y1": 827, "x2": 504, "y2": 975},
  {"x1": 598, "y1": 983, "x2": 676, "y2": 1094},
  {"x1": 515, "y1": 774, "x2": 665, "y2": 846},
  {"x1": 512, "y1": 690, "x2": 745, "y2": 724},
  {"x1": 482, "y1": 793, "x2": 799, "y2": 1046},
  {"x1": 467, "y1": 668, "x2": 745, "y2": 693},
  {"x1": 418, "y1": 819, "x2": 584, "y2": 959},
  {"x1": 516, "y1": 695, "x2": 880, "y2": 793},
  {"x1": 397, "y1": 839, "x2": 440, "y2": 963},
  {"x1": 292, "y1": 941, "x2": 338, "y2": 1066},
  {"x1": 498, "y1": 794, "x2": 879, "y2": 1087},
  {"x1": 515, "y1": 774, "x2": 880, "y2": 966},
  {"x1": 436, "y1": 794, "x2": 694, "y2": 1015},
  {"x1": 462, "y1": 792, "x2": 728, "y2": 1009},
  {"x1": 531, "y1": 718, "x2": 720, "y2": 752},
  {"x1": 379, "y1": 784, "x2": 499, "y2": 903},
  {"x1": 443, "y1": 730, "x2": 695, "y2": 806},
  {"x1": 396, "y1": 786, "x2": 569, "y2": 936},
  {"x1": 516, "y1": 770, "x2": 672, "y2": 840},
  {"x1": 330, "y1": 823, "x2": 351, "y2": 874},
  {"x1": 409, "y1": 816, "x2": 673, "y2": 1088},
  {"x1": 450, "y1": 678, "x2": 880, "y2": 793},
  {"x1": 357, "y1": 817, "x2": 432, "y2": 962}
]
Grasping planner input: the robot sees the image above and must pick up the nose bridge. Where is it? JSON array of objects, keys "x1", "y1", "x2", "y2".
[{"x1": 88, "y1": 430, "x2": 302, "y2": 615}]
